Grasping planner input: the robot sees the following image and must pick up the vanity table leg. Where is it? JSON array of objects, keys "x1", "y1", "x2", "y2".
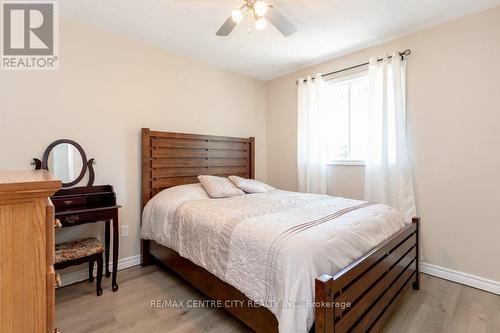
[
  {"x1": 89, "y1": 260, "x2": 94, "y2": 283},
  {"x1": 112, "y1": 210, "x2": 119, "y2": 292},
  {"x1": 105, "y1": 220, "x2": 111, "y2": 278}
]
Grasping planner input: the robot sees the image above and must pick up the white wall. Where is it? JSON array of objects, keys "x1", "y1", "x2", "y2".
[
  {"x1": 0, "y1": 19, "x2": 267, "y2": 265},
  {"x1": 266, "y1": 6, "x2": 500, "y2": 283}
]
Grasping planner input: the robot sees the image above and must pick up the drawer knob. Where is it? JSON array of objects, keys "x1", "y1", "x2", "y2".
[
  {"x1": 64, "y1": 215, "x2": 80, "y2": 224},
  {"x1": 54, "y1": 219, "x2": 62, "y2": 228},
  {"x1": 55, "y1": 274, "x2": 62, "y2": 288}
]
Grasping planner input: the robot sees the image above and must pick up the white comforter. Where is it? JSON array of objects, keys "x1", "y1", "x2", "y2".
[{"x1": 141, "y1": 185, "x2": 406, "y2": 333}]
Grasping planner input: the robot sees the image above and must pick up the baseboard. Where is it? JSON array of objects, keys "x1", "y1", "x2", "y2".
[
  {"x1": 59, "y1": 255, "x2": 141, "y2": 287},
  {"x1": 420, "y1": 262, "x2": 500, "y2": 295}
]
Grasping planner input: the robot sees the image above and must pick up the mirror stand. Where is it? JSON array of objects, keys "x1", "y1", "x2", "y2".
[
  {"x1": 33, "y1": 158, "x2": 95, "y2": 187},
  {"x1": 32, "y1": 139, "x2": 96, "y2": 188}
]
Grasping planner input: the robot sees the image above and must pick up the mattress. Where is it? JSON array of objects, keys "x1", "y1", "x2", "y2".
[{"x1": 141, "y1": 184, "x2": 406, "y2": 333}]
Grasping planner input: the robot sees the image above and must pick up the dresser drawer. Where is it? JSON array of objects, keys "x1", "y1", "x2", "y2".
[
  {"x1": 47, "y1": 266, "x2": 55, "y2": 333},
  {"x1": 52, "y1": 196, "x2": 87, "y2": 208},
  {"x1": 46, "y1": 200, "x2": 55, "y2": 266}
]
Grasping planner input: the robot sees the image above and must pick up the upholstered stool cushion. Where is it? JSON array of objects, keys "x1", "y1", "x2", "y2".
[{"x1": 55, "y1": 237, "x2": 105, "y2": 264}]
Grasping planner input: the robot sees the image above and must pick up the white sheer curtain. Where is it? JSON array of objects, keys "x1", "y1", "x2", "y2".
[
  {"x1": 364, "y1": 53, "x2": 416, "y2": 222},
  {"x1": 297, "y1": 74, "x2": 327, "y2": 194}
]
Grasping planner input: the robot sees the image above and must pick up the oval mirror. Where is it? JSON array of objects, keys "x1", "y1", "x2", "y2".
[{"x1": 42, "y1": 140, "x2": 88, "y2": 187}]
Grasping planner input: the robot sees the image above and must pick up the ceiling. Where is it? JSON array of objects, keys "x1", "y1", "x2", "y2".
[{"x1": 60, "y1": 0, "x2": 500, "y2": 81}]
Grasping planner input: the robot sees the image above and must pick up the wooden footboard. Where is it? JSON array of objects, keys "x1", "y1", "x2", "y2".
[
  {"x1": 314, "y1": 218, "x2": 420, "y2": 333},
  {"x1": 142, "y1": 218, "x2": 420, "y2": 333}
]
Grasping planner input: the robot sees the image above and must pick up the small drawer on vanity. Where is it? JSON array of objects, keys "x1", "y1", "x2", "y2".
[
  {"x1": 59, "y1": 211, "x2": 96, "y2": 226},
  {"x1": 52, "y1": 196, "x2": 87, "y2": 208}
]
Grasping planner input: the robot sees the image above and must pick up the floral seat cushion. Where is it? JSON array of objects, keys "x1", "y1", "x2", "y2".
[{"x1": 55, "y1": 237, "x2": 105, "y2": 264}]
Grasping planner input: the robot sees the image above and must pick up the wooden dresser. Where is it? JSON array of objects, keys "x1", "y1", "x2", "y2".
[{"x1": 0, "y1": 171, "x2": 61, "y2": 333}]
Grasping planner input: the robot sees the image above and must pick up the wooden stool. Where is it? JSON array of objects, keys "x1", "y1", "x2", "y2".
[{"x1": 55, "y1": 237, "x2": 105, "y2": 296}]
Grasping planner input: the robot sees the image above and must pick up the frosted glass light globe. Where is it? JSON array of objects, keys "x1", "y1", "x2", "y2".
[
  {"x1": 255, "y1": 17, "x2": 267, "y2": 30},
  {"x1": 253, "y1": 1, "x2": 268, "y2": 17},
  {"x1": 231, "y1": 9, "x2": 243, "y2": 23}
]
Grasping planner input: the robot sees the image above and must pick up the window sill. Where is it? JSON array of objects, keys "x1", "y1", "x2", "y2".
[{"x1": 326, "y1": 160, "x2": 365, "y2": 166}]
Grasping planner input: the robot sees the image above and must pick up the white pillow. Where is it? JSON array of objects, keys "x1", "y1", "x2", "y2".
[
  {"x1": 228, "y1": 176, "x2": 275, "y2": 193},
  {"x1": 197, "y1": 175, "x2": 245, "y2": 198}
]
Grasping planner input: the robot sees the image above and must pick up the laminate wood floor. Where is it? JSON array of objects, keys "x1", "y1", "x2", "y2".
[{"x1": 56, "y1": 264, "x2": 500, "y2": 333}]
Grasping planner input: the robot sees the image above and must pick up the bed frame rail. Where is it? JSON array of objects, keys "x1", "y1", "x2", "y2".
[{"x1": 315, "y1": 218, "x2": 420, "y2": 333}]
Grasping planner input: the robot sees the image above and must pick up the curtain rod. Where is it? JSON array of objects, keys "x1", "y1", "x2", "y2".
[{"x1": 296, "y1": 49, "x2": 412, "y2": 85}]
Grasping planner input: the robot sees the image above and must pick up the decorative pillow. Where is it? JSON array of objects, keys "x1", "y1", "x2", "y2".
[
  {"x1": 197, "y1": 175, "x2": 245, "y2": 198},
  {"x1": 228, "y1": 175, "x2": 275, "y2": 193}
]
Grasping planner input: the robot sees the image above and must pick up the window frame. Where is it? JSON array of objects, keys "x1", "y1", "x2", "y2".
[{"x1": 323, "y1": 70, "x2": 369, "y2": 166}]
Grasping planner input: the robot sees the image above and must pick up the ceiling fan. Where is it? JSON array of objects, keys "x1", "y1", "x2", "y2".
[{"x1": 216, "y1": 0, "x2": 297, "y2": 37}]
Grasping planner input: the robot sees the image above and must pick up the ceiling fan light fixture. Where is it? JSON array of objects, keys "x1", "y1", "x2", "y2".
[
  {"x1": 253, "y1": 1, "x2": 268, "y2": 17},
  {"x1": 231, "y1": 9, "x2": 243, "y2": 23},
  {"x1": 216, "y1": 0, "x2": 297, "y2": 37},
  {"x1": 255, "y1": 17, "x2": 267, "y2": 30}
]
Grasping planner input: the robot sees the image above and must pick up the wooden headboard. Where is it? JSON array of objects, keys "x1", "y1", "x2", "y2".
[{"x1": 141, "y1": 128, "x2": 255, "y2": 209}]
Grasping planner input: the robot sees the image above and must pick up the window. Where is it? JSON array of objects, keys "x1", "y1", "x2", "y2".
[{"x1": 323, "y1": 72, "x2": 369, "y2": 164}]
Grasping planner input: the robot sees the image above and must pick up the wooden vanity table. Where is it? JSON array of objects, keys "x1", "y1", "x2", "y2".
[
  {"x1": 52, "y1": 185, "x2": 121, "y2": 291},
  {"x1": 34, "y1": 139, "x2": 121, "y2": 292}
]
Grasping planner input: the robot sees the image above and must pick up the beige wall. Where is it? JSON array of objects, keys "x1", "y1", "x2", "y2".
[
  {"x1": 0, "y1": 19, "x2": 267, "y2": 265},
  {"x1": 1, "y1": 7, "x2": 499, "y2": 286},
  {"x1": 266, "y1": 6, "x2": 500, "y2": 282}
]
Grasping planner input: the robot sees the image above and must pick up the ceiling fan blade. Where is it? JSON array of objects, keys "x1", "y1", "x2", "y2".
[
  {"x1": 267, "y1": 7, "x2": 297, "y2": 37},
  {"x1": 216, "y1": 16, "x2": 237, "y2": 36}
]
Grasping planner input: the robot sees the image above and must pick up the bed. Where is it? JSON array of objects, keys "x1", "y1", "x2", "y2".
[{"x1": 140, "y1": 128, "x2": 420, "y2": 333}]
